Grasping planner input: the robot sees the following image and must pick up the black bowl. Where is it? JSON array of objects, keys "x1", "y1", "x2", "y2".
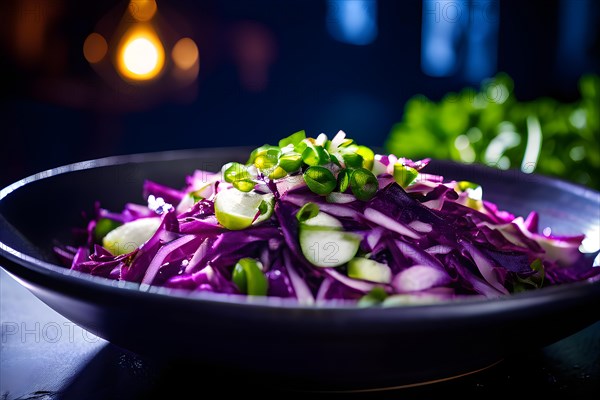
[{"x1": 1, "y1": 148, "x2": 599, "y2": 391}]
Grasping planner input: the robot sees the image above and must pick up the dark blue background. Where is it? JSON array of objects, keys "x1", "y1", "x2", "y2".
[{"x1": 1, "y1": 0, "x2": 599, "y2": 187}]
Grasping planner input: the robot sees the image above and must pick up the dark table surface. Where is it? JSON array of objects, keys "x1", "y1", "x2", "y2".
[{"x1": 1, "y1": 268, "x2": 599, "y2": 400}]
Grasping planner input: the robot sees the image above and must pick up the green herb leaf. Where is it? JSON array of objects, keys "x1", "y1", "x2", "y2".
[{"x1": 385, "y1": 73, "x2": 600, "y2": 190}]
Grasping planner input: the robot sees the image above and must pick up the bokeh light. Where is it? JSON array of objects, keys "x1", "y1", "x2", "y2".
[
  {"x1": 117, "y1": 28, "x2": 165, "y2": 81},
  {"x1": 129, "y1": 0, "x2": 158, "y2": 22},
  {"x1": 172, "y1": 38, "x2": 199, "y2": 70},
  {"x1": 83, "y1": 33, "x2": 108, "y2": 64}
]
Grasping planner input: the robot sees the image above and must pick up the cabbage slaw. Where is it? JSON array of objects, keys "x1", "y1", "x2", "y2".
[{"x1": 54, "y1": 131, "x2": 600, "y2": 305}]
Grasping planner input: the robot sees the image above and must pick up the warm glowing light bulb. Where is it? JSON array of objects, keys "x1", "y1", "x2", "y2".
[
  {"x1": 117, "y1": 28, "x2": 165, "y2": 81},
  {"x1": 124, "y1": 38, "x2": 158, "y2": 75}
]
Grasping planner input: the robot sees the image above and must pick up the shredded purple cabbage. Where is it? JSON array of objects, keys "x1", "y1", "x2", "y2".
[{"x1": 54, "y1": 133, "x2": 600, "y2": 306}]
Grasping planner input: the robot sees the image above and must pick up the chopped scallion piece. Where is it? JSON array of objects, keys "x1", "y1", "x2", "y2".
[
  {"x1": 296, "y1": 202, "x2": 320, "y2": 222},
  {"x1": 94, "y1": 218, "x2": 122, "y2": 243},
  {"x1": 356, "y1": 145, "x2": 375, "y2": 170},
  {"x1": 247, "y1": 145, "x2": 278, "y2": 165},
  {"x1": 337, "y1": 169, "x2": 350, "y2": 192},
  {"x1": 233, "y1": 258, "x2": 268, "y2": 296},
  {"x1": 350, "y1": 168, "x2": 378, "y2": 201},
  {"x1": 358, "y1": 287, "x2": 388, "y2": 307},
  {"x1": 233, "y1": 180, "x2": 256, "y2": 192},
  {"x1": 223, "y1": 162, "x2": 251, "y2": 183},
  {"x1": 303, "y1": 166, "x2": 336, "y2": 195},
  {"x1": 268, "y1": 166, "x2": 288, "y2": 180},
  {"x1": 254, "y1": 150, "x2": 279, "y2": 170},
  {"x1": 456, "y1": 181, "x2": 481, "y2": 192},
  {"x1": 302, "y1": 144, "x2": 330, "y2": 166},
  {"x1": 393, "y1": 164, "x2": 418, "y2": 188},
  {"x1": 278, "y1": 130, "x2": 306, "y2": 148},
  {"x1": 342, "y1": 152, "x2": 364, "y2": 169},
  {"x1": 278, "y1": 152, "x2": 303, "y2": 172}
]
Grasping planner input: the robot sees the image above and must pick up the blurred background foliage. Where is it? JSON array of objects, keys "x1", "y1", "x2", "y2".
[{"x1": 385, "y1": 74, "x2": 600, "y2": 189}]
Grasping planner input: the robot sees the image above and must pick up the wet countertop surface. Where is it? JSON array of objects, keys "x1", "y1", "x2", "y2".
[{"x1": 1, "y1": 268, "x2": 599, "y2": 399}]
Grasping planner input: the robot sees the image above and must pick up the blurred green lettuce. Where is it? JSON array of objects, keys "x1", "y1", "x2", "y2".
[{"x1": 385, "y1": 74, "x2": 600, "y2": 189}]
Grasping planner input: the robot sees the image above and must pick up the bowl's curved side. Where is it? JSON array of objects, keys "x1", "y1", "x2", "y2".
[
  {"x1": 1, "y1": 149, "x2": 600, "y2": 389},
  {"x1": 2, "y1": 252, "x2": 600, "y2": 390}
]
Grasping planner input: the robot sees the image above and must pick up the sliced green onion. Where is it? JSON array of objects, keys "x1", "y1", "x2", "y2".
[
  {"x1": 350, "y1": 168, "x2": 378, "y2": 201},
  {"x1": 278, "y1": 152, "x2": 303, "y2": 172},
  {"x1": 254, "y1": 149, "x2": 279, "y2": 170},
  {"x1": 342, "y1": 152, "x2": 364, "y2": 169},
  {"x1": 459, "y1": 181, "x2": 483, "y2": 199},
  {"x1": 329, "y1": 153, "x2": 343, "y2": 167},
  {"x1": 247, "y1": 145, "x2": 278, "y2": 165},
  {"x1": 456, "y1": 181, "x2": 483, "y2": 209},
  {"x1": 530, "y1": 258, "x2": 545, "y2": 286},
  {"x1": 358, "y1": 287, "x2": 388, "y2": 307},
  {"x1": 355, "y1": 145, "x2": 375, "y2": 170},
  {"x1": 258, "y1": 199, "x2": 270, "y2": 215},
  {"x1": 294, "y1": 140, "x2": 308, "y2": 155},
  {"x1": 393, "y1": 164, "x2": 418, "y2": 188},
  {"x1": 233, "y1": 266, "x2": 248, "y2": 292},
  {"x1": 224, "y1": 162, "x2": 251, "y2": 183},
  {"x1": 337, "y1": 169, "x2": 350, "y2": 192},
  {"x1": 303, "y1": 166, "x2": 336, "y2": 195},
  {"x1": 324, "y1": 139, "x2": 333, "y2": 152},
  {"x1": 339, "y1": 138, "x2": 354, "y2": 147},
  {"x1": 278, "y1": 130, "x2": 306, "y2": 148},
  {"x1": 232, "y1": 258, "x2": 268, "y2": 296},
  {"x1": 94, "y1": 218, "x2": 122, "y2": 243},
  {"x1": 456, "y1": 181, "x2": 481, "y2": 192},
  {"x1": 302, "y1": 144, "x2": 330, "y2": 166},
  {"x1": 190, "y1": 190, "x2": 204, "y2": 203},
  {"x1": 233, "y1": 180, "x2": 256, "y2": 192},
  {"x1": 296, "y1": 202, "x2": 320, "y2": 222},
  {"x1": 513, "y1": 259, "x2": 545, "y2": 293},
  {"x1": 530, "y1": 258, "x2": 543, "y2": 272},
  {"x1": 267, "y1": 166, "x2": 288, "y2": 179}
]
